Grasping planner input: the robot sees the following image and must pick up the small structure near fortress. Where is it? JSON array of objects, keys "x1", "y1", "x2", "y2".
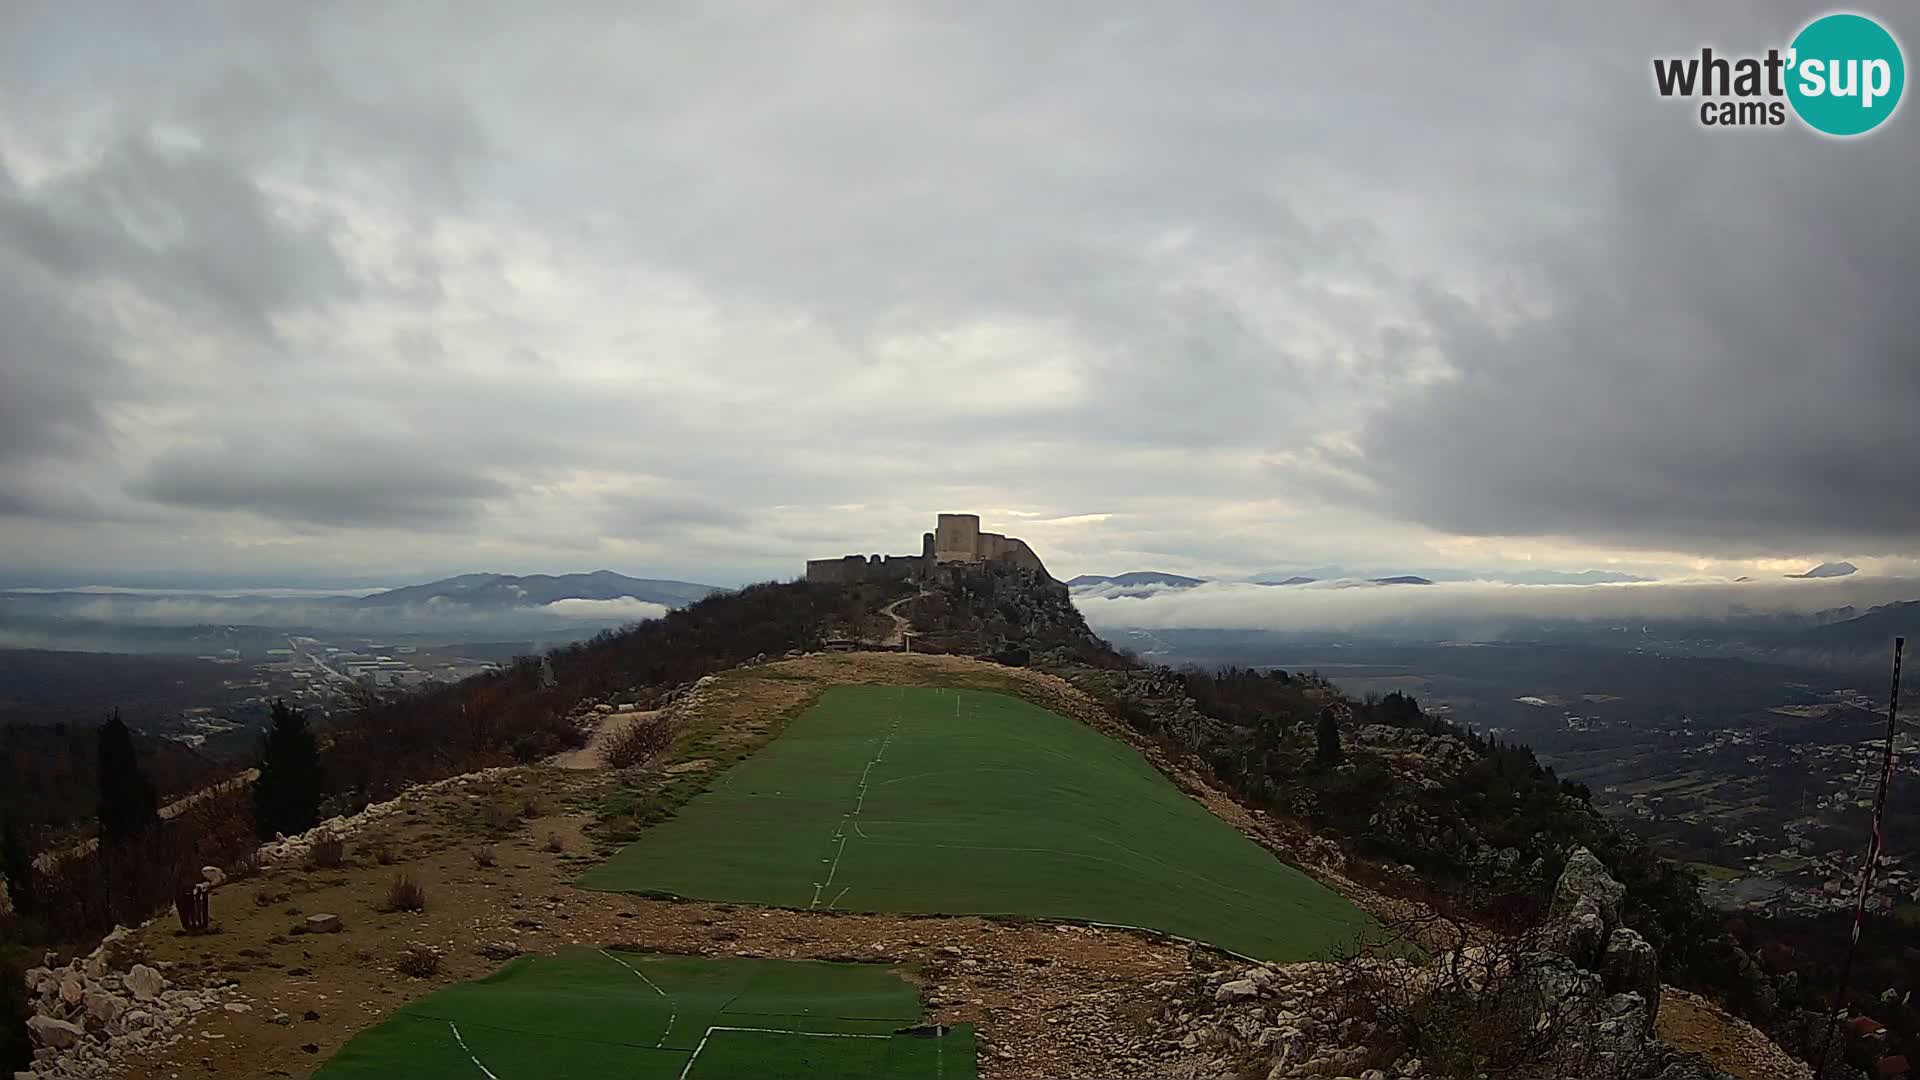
[{"x1": 805, "y1": 513, "x2": 1052, "y2": 584}]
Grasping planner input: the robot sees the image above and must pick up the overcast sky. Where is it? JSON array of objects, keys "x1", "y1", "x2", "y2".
[{"x1": 2, "y1": 2, "x2": 1916, "y2": 589}]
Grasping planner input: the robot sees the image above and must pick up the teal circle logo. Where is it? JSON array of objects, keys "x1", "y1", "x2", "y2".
[{"x1": 1787, "y1": 13, "x2": 1904, "y2": 136}]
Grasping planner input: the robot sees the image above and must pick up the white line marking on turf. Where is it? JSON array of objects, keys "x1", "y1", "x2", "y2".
[
  {"x1": 598, "y1": 948, "x2": 676, "y2": 1048},
  {"x1": 829, "y1": 885, "x2": 851, "y2": 909},
  {"x1": 809, "y1": 709, "x2": 902, "y2": 909},
  {"x1": 448, "y1": 1021, "x2": 499, "y2": 1080},
  {"x1": 677, "y1": 1025, "x2": 892, "y2": 1080}
]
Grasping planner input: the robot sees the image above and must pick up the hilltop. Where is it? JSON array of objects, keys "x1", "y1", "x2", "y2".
[{"x1": 5, "y1": 565, "x2": 1826, "y2": 1079}]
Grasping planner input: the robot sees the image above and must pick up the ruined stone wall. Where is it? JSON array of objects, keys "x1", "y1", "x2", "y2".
[
  {"x1": 808, "y1": 513, "x2": 1050, "y2": 582},
  {"x1": 805, "y1": 554, "x2": 924, "y2": 584},
  {"x1": 978, "y1": 533, "x2": 1047, "y2": 574}
]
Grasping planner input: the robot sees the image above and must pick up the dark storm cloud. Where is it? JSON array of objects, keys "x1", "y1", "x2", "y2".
[
  {"x1": 1307, "y1": 6, "x2": 1920, "y2": 558},
  {"x1": 133, "y1": 442, "x2": 507, "y2": 528},
  {"x1": 2, "y1": 134, "x2": 357, "y2": 330},
  {"x1": 2, "y1": 2, "x2": 1916, "y2": 582}
]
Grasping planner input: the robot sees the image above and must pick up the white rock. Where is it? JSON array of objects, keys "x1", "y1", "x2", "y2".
[
  {"x1": 26, "y1": 1016, "x2": 84, "y2": 1050},
  {"x1": 201, "y1": 865, "x2": 226, "y2": 889},
  {"x1": 124, "y1": 965, "x2": 164, "y2": 1001},
  {"x1": 305, "y1": 913, "x2": 343, "y2": 934},
  {"x1": 1214, "y1": 978, "x2": 1260, "y2": 1004},
  {"x1": 83, "y1": 990, "x2": 125, "y2": 1023},
  {"x1": 57, "y1": 974, "x2": 84, "y2": 1007},
  {"x1": 223, "y1": 1002, "x2": 250, "y2": 1014}
]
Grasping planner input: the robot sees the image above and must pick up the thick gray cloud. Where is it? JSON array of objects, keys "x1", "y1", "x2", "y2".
[
  {"x1": 0, "y1": 2, "x2": 1915, "y2": 588},
  {"x1": 134, "y1": 440, "x2": 507, "y2": 528}
]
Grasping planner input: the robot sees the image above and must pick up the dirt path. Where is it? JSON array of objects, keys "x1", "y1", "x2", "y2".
[
  {"x1": 1657, "y1": 987, "x2": 1813, "y2": 1080},
  {"x1": 548, "y1": 709, "x2": 661, "y2": 769},
  {"x1": 878, "y1": 593, "x2": 917, "y2": 648}
]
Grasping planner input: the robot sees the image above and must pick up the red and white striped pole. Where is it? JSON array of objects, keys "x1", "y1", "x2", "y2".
[{"x1": 1817, "y1": 636, "x2": 1904, "y2": 1075}]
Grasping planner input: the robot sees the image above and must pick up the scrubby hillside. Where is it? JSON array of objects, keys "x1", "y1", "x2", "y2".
[
  {"x1": 905, "y1": 563, "x2": 1870, "y2": 1075},
  {"x1": 3, "y1": 568, "x2": 1865, "y2": 1077}
]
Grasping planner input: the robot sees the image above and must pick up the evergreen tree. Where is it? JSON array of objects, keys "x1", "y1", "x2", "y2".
[
  {"x1": 0, "y1": 816, "x2": 31, "y2": 917},
  {"x1": 1315, "y1": 705, "x2": 1344, "y2": 768},
  {"x1": 96, "y1": 710, "x2": 159, "y2": 842},
  {"x1": 253, "y1": 700, "x2": 324, "y2": 840}
]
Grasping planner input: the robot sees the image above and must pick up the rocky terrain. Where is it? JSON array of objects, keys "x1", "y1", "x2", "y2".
[
  {"x1": 14, "y1": 649, "x2": 1809, "y2": 1079},
  {"x1": 20, "y1": 925, "x2": 249, "y2": 1079},
  {"x1": 1133, "y1": 849, "x2": 1797, "y2": 1080}
]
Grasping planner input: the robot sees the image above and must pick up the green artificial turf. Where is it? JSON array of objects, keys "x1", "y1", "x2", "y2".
[
  {"x1": 579, "y1": 684, "x2": 1372, "y2": 961},
  {"x1": 314, "y1": 948, "x2": 973, "y2": 1080}
]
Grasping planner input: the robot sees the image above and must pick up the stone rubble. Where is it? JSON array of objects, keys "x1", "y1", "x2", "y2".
[
  {"x1": 1136, "y1": 848, "x2": 1744, "y2": 1080},
  {"x1": 20, "y1": 925, "x2": 249, "y2": 1080},
  {"x1": 252, "y1": 766, "x2": 521, "y2": 864}
]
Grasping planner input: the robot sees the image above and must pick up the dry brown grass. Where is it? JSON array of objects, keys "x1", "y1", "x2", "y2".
[
  {"x1": 602, "y1": 716, "x2": 674, "y2": 769},
  {"x1": 395, "y1": 943, "x2": 441, "y2": 978},
  {"x1": 381, "y1": 873, "x2": 426, "y2": 913}
]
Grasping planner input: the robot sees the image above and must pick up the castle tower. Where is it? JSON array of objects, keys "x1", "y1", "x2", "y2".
[{"x1": 933, "y1": 513, "x2": 982, "y2": 563}]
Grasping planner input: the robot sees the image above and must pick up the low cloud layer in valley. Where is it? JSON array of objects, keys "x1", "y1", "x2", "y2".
[{"x1": 1072, "y1": 576, "x2": 1920, "y2": 637}]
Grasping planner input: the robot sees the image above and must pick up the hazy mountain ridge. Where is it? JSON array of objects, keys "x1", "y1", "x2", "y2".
[{"x1": 352, "y1": 571, "x2": 721, "y2": 609}]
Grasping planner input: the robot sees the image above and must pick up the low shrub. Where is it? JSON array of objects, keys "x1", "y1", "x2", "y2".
[
  {"x1": 602, "y1": 717, "x2": 674, "y2": 769},
  {"x1": 396, "y1": 943, "x2": 441, "y2": 978},
  {"x1": 383, "y1": 873, "x2": 426, "y2": 913},
  {"x1": 470, "y1": 845, "x2": 496, "y2": 869}
]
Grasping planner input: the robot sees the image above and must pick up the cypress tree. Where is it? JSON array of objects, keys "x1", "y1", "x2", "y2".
[
  {"x1": 253, "y1": 700, "x2": 324, "y2": 839},
  {"x1": 1315, "y1": 705, "x2": 1344, "y2": 768},
  {"x1": 96, "y1": 710, "x2": 159, "y2": 842}
]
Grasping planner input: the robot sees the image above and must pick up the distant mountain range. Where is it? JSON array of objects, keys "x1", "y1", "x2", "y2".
[
  {"x1": 1066, "y1": 572, "x2": 1207, "y2": 589},
  {"x1": 1786, "y1": 561, "x2": 1858, "y2": 579},
  {"x1": 352, "y1": 572, "x2": 722, "y2": 609}
]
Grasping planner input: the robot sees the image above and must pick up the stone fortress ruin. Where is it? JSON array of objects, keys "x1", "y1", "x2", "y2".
[{"x1": 805, "y1": 513, "x2": 1052, "y2": 584}]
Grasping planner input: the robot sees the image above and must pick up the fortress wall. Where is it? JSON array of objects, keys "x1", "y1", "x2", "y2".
[
  {"x1": 808, "y1": 513, "x2": 1049, "y2": 582},
  {"x1": 805, "y1": 554, "x2": 924, "y2": 584}
]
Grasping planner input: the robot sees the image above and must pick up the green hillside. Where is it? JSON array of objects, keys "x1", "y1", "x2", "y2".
[
  {"x1": 580, "y1": 684, "x2": 1371, "y2": 960},
  {"x1": 315, "y1": 948, "x2": 971, "y2": 1080}
]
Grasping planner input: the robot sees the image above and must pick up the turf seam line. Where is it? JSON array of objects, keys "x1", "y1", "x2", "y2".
[
  {"x1": 447, "y1": 1021, "x2": 499, "y2": 1080},
  {"x1": 598, "y1": 948, "x2": 677, "y2": 1048},
  {"x1": 811, "y1": 710, "x2": 902, "y2": 910},
  {"x1": 677, "y1": 1024, "x2": 895, "y2": 1080}
]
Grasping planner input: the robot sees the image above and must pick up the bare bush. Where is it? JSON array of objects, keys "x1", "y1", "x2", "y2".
[
  {"x1": 305, "y1": 831, "x2": 345, "y2": 870},
  {"x1": 480, "y1": 797, "x2": 519, "y2": 837},
  {"x1": 1330, "y1": 912, "x2": 1636, "y2": 1080},
  {"x1": 396, "y1": 943, "x2": 441, "y2": 978},
  {"x1": 470, "y1": 845, "x2": 496, "y2": 869},
  {"x1": 601, "y1": 716, "x2": 674, "y2": 769},
  {"x1": 33, "y1": 786, "x2": 257, "y2": 941},
  {"x1": 382, "y1": 873, "x2": 426, "y2": 913},
  {"x1": 365, "y1": 839, "x2": 395, "y2": 866}
]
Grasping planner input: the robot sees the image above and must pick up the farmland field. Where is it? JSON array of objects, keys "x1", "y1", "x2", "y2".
[
  {"x1": 314, "y1": 948, "x2": 972, "y2": 1080},
  {"x1": 579, "y1": 684, "x2": 1370, "y2": 960}
]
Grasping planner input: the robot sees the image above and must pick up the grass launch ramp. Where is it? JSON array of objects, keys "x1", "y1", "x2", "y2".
[
  {"x1": 580, "y1": 684, "x2": 1371, "y2": 960},
  {"x1": 314, "y1": 948, "x2": 973, "y2": 1080}
]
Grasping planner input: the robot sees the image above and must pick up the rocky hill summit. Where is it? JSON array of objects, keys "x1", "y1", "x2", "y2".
[{"x1": 1137, "y1": 851, "x2": 1735, "y2": 1079}]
